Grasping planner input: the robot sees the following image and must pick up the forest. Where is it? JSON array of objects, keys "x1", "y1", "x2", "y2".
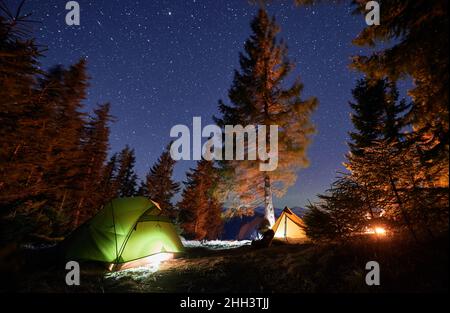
[{"x1": 0, "y1": 0, "x2": 448, "y2": 294}]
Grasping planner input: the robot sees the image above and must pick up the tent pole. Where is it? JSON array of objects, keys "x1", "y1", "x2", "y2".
[
  {"x1": 111, "y1": 200, "x2": 119, "y2": 271},
  {"x1": 284, "y1": 214, "x2": 287, "y2": 241}
]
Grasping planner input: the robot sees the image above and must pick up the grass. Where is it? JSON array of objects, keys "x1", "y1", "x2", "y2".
[{"x1": 2, "y1": 232, "x2": 448, "y2": 293}]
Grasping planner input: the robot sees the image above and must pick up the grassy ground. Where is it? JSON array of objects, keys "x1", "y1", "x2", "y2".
[{"x1": 3, "y1": 233, "x2": 448, "y2": 293}]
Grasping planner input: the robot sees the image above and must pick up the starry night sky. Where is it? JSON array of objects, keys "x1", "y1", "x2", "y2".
[{"x1": 21, "y1": 0, "x2": 376, "y2": 208}]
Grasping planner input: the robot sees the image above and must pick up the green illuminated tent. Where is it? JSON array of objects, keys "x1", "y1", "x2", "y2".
[{"x1": 63, "y1": 197, "x2": 183, "y2": 270}]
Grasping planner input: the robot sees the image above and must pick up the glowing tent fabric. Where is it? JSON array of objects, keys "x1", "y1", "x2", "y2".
[
  {"x1": 272, "y1": 207, "x2": 307, "y2": 241},
  {"x1": 63, "y1": 197, "x2": 183, "y2": 266}
]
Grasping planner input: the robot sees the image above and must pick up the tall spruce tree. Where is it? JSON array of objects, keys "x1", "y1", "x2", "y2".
[
  {"x1": 348, "y1": 78, "x2": 410, "y2": 154},
  {"x1": 0, "y1": 11, "x2": 47, "y2": 241},
  {"x1": 100, "y1": 153, "x2": 119, "y2": 203},
  {"x1": 115, "y1": 146, "x2": 138, "y2": 197},
  {"x1": 348, "y1": 79, "x2": 387, "y2": 156},
  {"x1": 305, "y1": 78, "x2": 416, "y2": 241},
  {"x1": 0, "y1": 11, "x2": 45, "y2": 204},
  {"x1": 177, "y1": 160, "x2": 223, "y2": 240},
  {"x1": 73, "y1": 102, "x2": 113, "y2": 227},
  {"x1": 214, "y1": 9, "x2": 317, "y2": 226},
  {"x1": 140, "y1": 145, "x2": 180, "y2": 219},
  {"x1": 343, "y1": 78, "x2": 441, "y2": 240},
  {"x1": 383, "y1": 84, "x2": 410, "y2": 143},
  {"x1": 40, "y1": 62, "x2": 88, "y2": 230}
]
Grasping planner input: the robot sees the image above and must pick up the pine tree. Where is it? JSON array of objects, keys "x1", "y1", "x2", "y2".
[
  {"x1": 348, "y1": 79, "x2": 388, "y2": 156},
  {"x1": 343, "y1": 78, "x2": 449, "y2": 240},
  {"x1": 0, "y1": 3, "x2": 119, "y2": 239},
  {"x1": 346, "y1": 78, "x2": 410, "y2": 217},
  {"x1": 303, "y1": 177, "x2": 367, "y2": 241},
  {"x1": 350, "y1": 139, "x2": 448, "y2": 241},
  {"x1": 39, "y1": 62, "x2": 89, "y2": 231},
  {"x1": 304, "y1": 77, "x2": 424, "y2": 241},
  {"x1": 0, "y1": 10, "x2": 69, "y2": 240},
  {"x1": 349, "y1": 78, "x2": 410, "y2": 153},
  {"x1": 350, "y1": 140, "x2": 420, "y2": 240},
  {"x1": 177, "y1": 160, "x2": 223, "y2": 240},
  {"x1": 115, "y1": 146, "x2": 138, "y2": 197},
  {"x1": 74, "y1": 103, "x2": 113, "y2": 226},
  {"x1": 214, "y1": 9, "x2": 317, "y2": 226},
  {"x1": 0, "y1": 12, "x2": 44, "y2": 209},
  {"x1": 140, "y1": 145, "x2": 180, "y2": 219},
  {"x1": 382, "y1": 83, "x2": 410, "y2": 143},
  {"x1": 0, "y1": 8, "x2": 97, "y2": 238},
  {"x1": 100, "y1": 153, "x2": 119, "y2": 203}
]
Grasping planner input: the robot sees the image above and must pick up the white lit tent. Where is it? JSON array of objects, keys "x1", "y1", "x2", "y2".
[{"x1": 272, "y1": 207, "x2": 307, "y2": 241}]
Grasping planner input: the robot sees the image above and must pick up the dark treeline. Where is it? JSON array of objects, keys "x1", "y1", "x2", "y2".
[
  {"x1": 0, "y1": 12, "x2": 115, "y2": 242},
  {"x1": 0, "y1": 14, "x2": 129, "y2": 241},
  {"x1": 0, "y1": 9, "x2": 222, "y2": 244},
  {"x1": 177, "y1": 160, "x2": 223, "y2": 240}
]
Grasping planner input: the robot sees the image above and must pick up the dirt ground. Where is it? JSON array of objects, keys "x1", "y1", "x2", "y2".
[{"x1": 5, "y1": 234, "x2": 449, "y2": 293}]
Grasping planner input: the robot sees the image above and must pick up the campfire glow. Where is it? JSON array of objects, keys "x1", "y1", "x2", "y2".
[
  {"x1": 365, "y1": 226, "x2": 388, "y2": 236},
  {"x1": 374, "y1": 227, "x2": 387, "y2": 236}
]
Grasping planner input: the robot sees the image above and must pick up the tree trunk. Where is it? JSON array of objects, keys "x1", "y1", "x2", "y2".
[
  {"x1": 263, "y1": 95, "x2": 275, "y2": 227},
  {"x1": 388, "y1": 174, "x2": 418, "y2": 242},
  {"x1": 194, "y1": 218, "x2": 201, "y2": 240},
  {"x1": 264, "y1": 174, "x2": 275, "y2": 227},
  {"x1": 362, "y1": 183, "x2": 375, "y2": 219}
]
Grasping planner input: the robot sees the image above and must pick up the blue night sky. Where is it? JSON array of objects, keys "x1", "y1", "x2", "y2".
[{"x1": 21, "y1": 0, "x2": 379, "y2": 208}]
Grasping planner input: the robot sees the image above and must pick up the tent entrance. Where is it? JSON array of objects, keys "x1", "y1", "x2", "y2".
[
  {"x1": 109, "y1": 215, "x2": 184, "y2": 271},
  {"x1": 108, "y1": 253, "x2": 174, "y2": 271}
]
